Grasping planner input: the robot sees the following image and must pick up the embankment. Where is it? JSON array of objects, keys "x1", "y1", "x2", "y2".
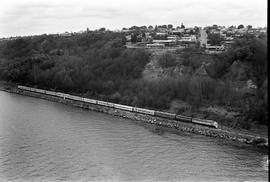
[{"x1": 0, "y1": 83, "x2": 268, "y2": 150}]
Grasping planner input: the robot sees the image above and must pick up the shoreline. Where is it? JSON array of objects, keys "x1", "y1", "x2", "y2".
[{"x1": 0, "y1": 82, "x2": 268, "y2": 151}]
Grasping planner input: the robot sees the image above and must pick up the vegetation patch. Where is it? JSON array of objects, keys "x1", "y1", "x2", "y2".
[{"x1": 0, "y1": 32, "x2": 267, "y2": 130}]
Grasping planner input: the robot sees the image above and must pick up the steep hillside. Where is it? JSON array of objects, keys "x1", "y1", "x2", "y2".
[{"x1": 140, "y1": 36, "x2": 267, "y2": 131}]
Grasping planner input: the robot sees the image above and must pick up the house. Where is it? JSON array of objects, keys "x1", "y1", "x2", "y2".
[
  {"x1": 59, "y1": 32, "x2": 72, "y2": 37},
  {"x1": 205, "y1": 44, "x2": 225, "y2": 54},
  {"x1": 125, "y1": 35, "x2": 132, "y2": 41},
  {"x1": 122, "y1": 28, "x2": 131, "y2": 33},
  {"x1": 156, "y1": 32, "x2": 167, "y2": 36},
  {"x1": 152, "y1": 39, "x2": 176, "y2": 46},
  {"x1": 237, "y1": 28, "x2": 247, "y2": 34},
  {"x1": 233, "y1": 33, "x2": 244, "y2": 38},
  {"x1": 211, "y1": 29, "x2": 220, "y2": 34},
  {"x1": 146, "y1": 43, "x2": 165, "y2": 48},
  {"x1": 179, "y1": 35, "x2": 197, "y2": 42},
  {"x1": 224, "y1": 36, "x2": 234, "y2": 41},
  {"x1": 220, "y1": 33, "x2": 227, "y2": 38},
  {"x1": 222, "y1": 40, "x2": 234, "y2": 48},
  {"x1": 167, "y1": 35, "x2": 179, "y2": 41},
  {"x1": 259, "y1": 28, "x2": 267, "y2": 33},
  {"x1": 178, "y1": 35, "x2": 197, "y2": 48},
  {"x1": 247, "y1": 29, "x2": 255, "y2": 34},
  {"x1": 154, "y1": 32, "x2": 167, "y2": 39},
  {"x1": 145, "y1": 32, "x2": 151, "y2": 38},
  {"x1": 171, "y1": 30, "x2": 182, "y2": 35}
]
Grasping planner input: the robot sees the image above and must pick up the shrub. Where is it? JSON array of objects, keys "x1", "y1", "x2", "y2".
[{"x1": 157, "y1": 53, "x2": 177, "y2": 68}]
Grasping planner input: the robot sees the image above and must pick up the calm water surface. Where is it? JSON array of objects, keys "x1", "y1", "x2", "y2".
[{"x1": 0, "y1": 91, "x2": 268, "y2": 181}]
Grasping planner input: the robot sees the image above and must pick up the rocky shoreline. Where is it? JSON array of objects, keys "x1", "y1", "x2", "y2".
[{"x1": 0, "y1": 82, "x2": 268, "y2": 151}]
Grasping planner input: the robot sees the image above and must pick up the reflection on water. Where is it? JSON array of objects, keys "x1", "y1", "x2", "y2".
[{"x1": 0, "y1": 91, "x2": 268, "y2": 181}]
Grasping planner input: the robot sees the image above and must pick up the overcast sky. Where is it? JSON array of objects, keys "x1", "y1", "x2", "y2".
[{"x1": 0, "y1": 0, "x2": 267, "y2": 37}]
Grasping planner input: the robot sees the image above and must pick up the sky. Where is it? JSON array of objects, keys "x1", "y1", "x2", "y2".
[{"x1": 0, "y1": 0, "x2": 267, "y2": 37}]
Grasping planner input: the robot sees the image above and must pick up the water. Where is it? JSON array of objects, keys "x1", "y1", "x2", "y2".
[{"x1": 0, "y1": 91, "x2": 268, "y2": 181}]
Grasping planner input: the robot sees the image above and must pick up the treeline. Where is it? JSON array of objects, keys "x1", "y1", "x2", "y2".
[
  {"x1": 0, "y1": 32, "x2": 150, "y2": 103},
  {"x1": 0, "y1": 32, "x2": 267, "y2": 128}
]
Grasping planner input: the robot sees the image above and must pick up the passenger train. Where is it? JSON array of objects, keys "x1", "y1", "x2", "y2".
[{"x1": 18, "y1": 85, "x2": 218, "y2": 129}]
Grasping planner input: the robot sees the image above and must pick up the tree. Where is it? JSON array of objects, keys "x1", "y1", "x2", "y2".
[
  {"x1": 168, "y1": 24, "x2": 173, "y2": 29},
  {"x1": 232, "y1": 37, "x2": 267, "y2": 87},
  {"x1": 247, "y1": 25, "x2": 252, "y2": 30},
  {"x1": 2, "y1": 38, "x2": 33, "y2": 59},
  {"x1": 131, "y1": 33, "x2": 138, "y2": 43},
  {"x1": 140, "y1": 26, "x2": 147, "y2": 29},
  {"x1": 157, "y1": 53, "x2": 177, "y2": 68},
  {"x1": 142, "y1": 33, "x2": 146, "y2": 38},
  {"x1": 207, "y1": 33, "x2": 223, "y2": 45},
  {"x1": 237, "y1": 24, "x2": 244, "y2": 29},
  {"x1": 121, "y1": 36, "x2": 127, "y2": 45},
  {"x1": 40, "y1": 39, "x2": 51, "y2": 53},
  {"x1": 181, "y1": 23, "x2": 185, "y2": 29},
  {"x1": 129, "y1": 26, "x2": 136, "y2": 30},
  {"x1": 205, "y1": 52, "x2": 234, "y2": 78},
  {"x1": 99, "y1": 27, "x2": 106, "y2": 31},
  {"x1": 258, "y1": 33, "x2": 267, "y2": 39},
  {"x1": 161, "y1": 25, "x2": 167, "y2": 29},
  {"x1": 212, "y1": 24, "x2": 218, "y2": 29}
]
